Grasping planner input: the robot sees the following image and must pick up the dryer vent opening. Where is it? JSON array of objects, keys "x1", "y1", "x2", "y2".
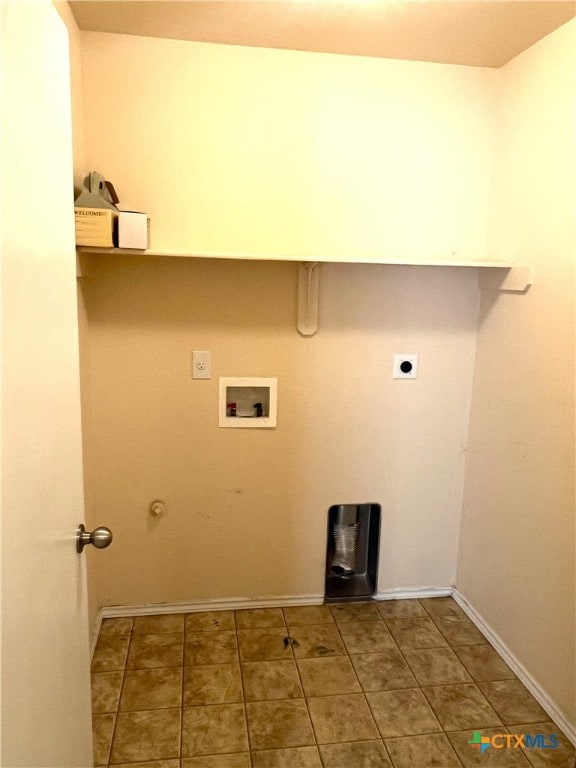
[{"x1": 325, "y1": 503, "x2": 381, "y2": 603}]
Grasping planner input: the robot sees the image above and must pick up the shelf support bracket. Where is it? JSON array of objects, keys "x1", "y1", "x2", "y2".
[
  {"x1": 481, "y1": 266, "x2": 535, "y2": 292},
  {"x1": 297, "y1": 262, "x2": 321, "y2": 336}
]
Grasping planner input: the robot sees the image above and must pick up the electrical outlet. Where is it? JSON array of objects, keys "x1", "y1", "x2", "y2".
[
  {"x1": 192, "y1": 350, "x2": 211, "y2": 379},
  {"x1": 393, "y1": 354, "x2": 418, "y2": 379}
]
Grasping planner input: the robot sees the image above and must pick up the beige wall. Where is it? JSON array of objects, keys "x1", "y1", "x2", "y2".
[
  {"x1": 80, "y1": 32, "x2": 497, "y2": 262},
  {"x1": 457, "y1": 19, "x2": 576, "y2": 727},
  {"x1": 53, "y1": 1, "x2": 85, "y2": 193},
  {"x1": 79, "y1": 256, "x2": 479, "y2": 607},
  {"x1": 76, "y1": 18, "x2": 575, "y2": 729},
  {"x1": 77, "y1": 33, "x2": 489, "y2": 610}
]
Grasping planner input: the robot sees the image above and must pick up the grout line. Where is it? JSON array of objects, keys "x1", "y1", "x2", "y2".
[
  {"x1": 337, "y1": 619, "x2": 383, "y2": 758},
  {"x1": 379, "y1": 737, "x2": 395, "y2": 767},
  {"x1": 416, "y1": 680, "x2": 476, "y2": 690},
  {"x1": 179, "y1": 613, "x2": 186, "y2": 762},
  {"x1": 101, "y1": 629, "x2": 130, "y2": 766},
  {"x1": 283, "y1": 607, "x2": 325, "y2": 766},
  {"x1": 233, "y1": 610, "x2": 253, "y2": 768},
  {"x1": 380, "y1": 603, "x2": 459, "y2": 749},
  {"x1": 382, "y1": 599, "x2": 487, "y2": 768},
  {"x1": 113, "y1": 663, "x2": 184, "y2": 671},
  {"x1": 330, "y1": 610, "x2": 384, "y2": 753}
]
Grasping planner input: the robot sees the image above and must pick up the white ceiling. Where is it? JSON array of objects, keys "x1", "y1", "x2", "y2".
[{"x1": 70, "y1": 1, "x2": 575, "y2": 68}]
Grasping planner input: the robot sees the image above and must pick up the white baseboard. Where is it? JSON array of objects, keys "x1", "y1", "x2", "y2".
[
  {"x1": 452, "y1": 588, "x2": 576, "y2": 747},
  {"x1": 92, "y1": 589, "x2": 454, "y2": 658},
  {"x1": 91, "y1": 580, "x2": 574, "y2": 746},
  {"x1": 99, "y1": 593, "x2": 324, "y2": 620},
  {"x1": 375, "y1": 586, "x2": 453, "y2": 601},
  {"x1": 98, "y1": 588, "x2": 452, "y2": 622},
  {"x1": 92, "y1": 589, "x2": 447, "y2": 656}
]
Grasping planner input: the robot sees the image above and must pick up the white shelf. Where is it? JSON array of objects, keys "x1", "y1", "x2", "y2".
[
  {"x1": 76, "y1": 246, "x2": 513, "y2": 270},
  {"x1": 77, "y1": 247, "x2": 532, "y2": 336}
]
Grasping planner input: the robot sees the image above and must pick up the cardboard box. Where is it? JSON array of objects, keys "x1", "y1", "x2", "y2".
[
  {"x1": 74, "y1": 207, "x2": 115, "y2": 247},
  {"x1": 118, "y1": 211, "x2": 150, "y2": 250}
]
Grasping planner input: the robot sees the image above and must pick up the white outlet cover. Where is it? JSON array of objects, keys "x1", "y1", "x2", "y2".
[
  {"x1": 393, "y1": 354, "x2": 418, "y2": 379},
  {"x1": 192, "y1": 350, "x2": 211, "y2": 379}
]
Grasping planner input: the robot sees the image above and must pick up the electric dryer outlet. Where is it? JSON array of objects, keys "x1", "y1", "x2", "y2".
[{"x1": 393, "y1": 354, "x2": 418, "y2": 379}]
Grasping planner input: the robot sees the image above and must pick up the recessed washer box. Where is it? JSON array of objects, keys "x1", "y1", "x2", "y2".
[{"x1": 219, "y1": 377, "x2": 277, "y2": 428}]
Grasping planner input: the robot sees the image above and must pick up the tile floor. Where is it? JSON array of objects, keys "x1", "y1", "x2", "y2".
[{"x1": 91, "y1": 597, "x2": 575, "y2": 768}]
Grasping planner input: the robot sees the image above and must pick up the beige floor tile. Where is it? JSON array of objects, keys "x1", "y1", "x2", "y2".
[
  {"x1": 478, "y1": 680, "x2": 549, "y2": 725},
  {"x1": 507, "y1": 722, "x2": 575, "y2": 767},
  {"x1": 297, "y1": 655, "x2": 361, "y2": 696},
  {"x1": 419, "y1": 597, "x2": 466, "y2": 620},
  {"x1": 329, "y1": 602, "x2": 381, "y2": 623},
  {"x1": 338, "y1": 621, "x2": 396, "y2": 654},
  {"x1": 385, "y1": 733, "x2": 462, "y2": 768},
  {"x1": 431, "y1": 614, "x2": 487, "y2": 646},
  {"x1": 384, "y1": 618, "x2": 448, "y2": 650},
  {"x1": 242, "y1": 660, "x2": 303, "y2": 701},
  {"x1": 283, "y1": 606, "x2": 334, "y2": 626},
  {"x1": 185, "y1": 610, "x2": 235, "y2": 632},
  {"x1": 289, "y1": 624, "x2": 346, "y2": 658},
  {"x1": 181, "y1": 756, "x2": 250, "y2": 768},
  {"x1": 99, "y1": 617, "x2": 134, "y2": 635},
  {"x1": 235, "y1": 608, "x2": 286, "y2": 629},
  {"x1": 183, "y1": 662, "x2": 243, "y2": 706},
  {"x1": 376, "y1": 600, "x2": 427, "y2": 619},
  {"x1": 133, "y1": 614, "x2": 185, "y2": 634},
  {"x1": 127, "y1": 633, "x2": 183, "y2": 669},
  {"x1": 110, "y1": 708, "x2": 181, "y2": 763},
  {"x1": 91, "y1": 671, "x2": 124, "y2": 713},
  {"x1": 366, "y1": 688, "x2": 441, "y2": 738},
  {"x1": 110, "y1": 761, "x2": 181, "y2": 768},
  {"x1": 92, "y1": 603, "x2": 566, "y2": 768},
  {"x1": 447, "y1": 728, "x2": 532, "y2": 766},
  {"x1": 246, "y1": 699, "x2": 315, "y2": 750},
  {"x1": 237, "y1": 627, "x2": 292, "y2": 662},
  {"x1": 307, "y1": 693, "x2": 379, "y2": 743},
  {"x1": 93, "y1": 713, "x2": 116, "y2": 765},
  {"x1": 423, "y1": 683, "x2": 502, "y2": 731},
  {"x1": 119, "y1": 667, "x2": 182, "y2": 711},
  {"x1": 92, "y1": 634, "x2": 131, "y2": 672},
  {"x1": 351, "y1": 650, "x2": 418, "y2": 691},
  {"x1": 319, "y1": 740, "x2": 392, "y2": 767},
  {"x1": 251, "y1": 746, "x2": 323, "y2": 767},
  {"x1": 403, "y1": 647, "x2": 473, "y2": 686},
  {"x1": 182, "y1": 703, "x2": 248, "y2": 757},
  {"x1": 185, "y1": 630, "x2": 238, "y2": 665},
  {"x1": 454, "y1": 645, "x2": 516, "y2": 683}
]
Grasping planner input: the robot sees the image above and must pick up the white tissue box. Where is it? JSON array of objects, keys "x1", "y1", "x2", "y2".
[{"x1": 118, "y1": 211, "x2": 150, "y2": 249}]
